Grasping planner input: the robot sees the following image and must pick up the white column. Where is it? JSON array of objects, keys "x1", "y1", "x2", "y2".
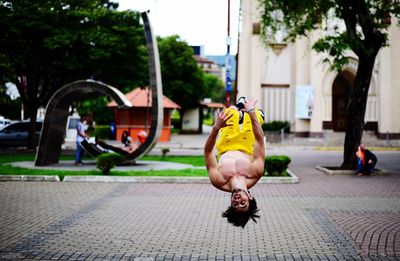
[
  {"x1": 377, "y1": 47, "x2": 392, "y2": 134},
  {"x1": 309, "y1": 32, "x2": 324, "y2": 134},
  {"x1": 389, "y1": 21, "x2": 400, "y2": 134},
  {"x1": 294, "y1": 37, "x2": 311, "y2": 133}
]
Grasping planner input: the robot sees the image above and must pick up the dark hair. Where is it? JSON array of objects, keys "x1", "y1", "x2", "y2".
[
  {"x1": 80, "y1": 114, "x2": 87, "y2": 120},
  {"x1": 121, "y1": 131, "x2": 130, "y2": 145},
  {"x1": 221, "y1": 198, "x2": 260, "y2": 228}
]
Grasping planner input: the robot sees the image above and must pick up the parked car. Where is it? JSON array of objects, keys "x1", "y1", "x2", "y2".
[
  {"x1": 0, "y1": 116, "x2": 11, "y2": 128},
  {"x1": 0, "y1": 120, "x2": 43, "y2": 148},
  {"x1": 65, "y1": 114, "x2": 80, "y2": 142}
]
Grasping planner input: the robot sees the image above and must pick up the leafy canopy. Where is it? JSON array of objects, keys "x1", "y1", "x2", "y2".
[
  {"x1": 158, "y1": 35, "x2": 206, "y2": 111},
  {"x1": 259, "y1": 0, "x2": 400, "y2": 70},
  {"x1": 0, "y1": 0, "x2": 148, "y2": 110}
]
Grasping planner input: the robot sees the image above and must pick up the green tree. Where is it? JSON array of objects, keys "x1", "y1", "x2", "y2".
[
  {"x1": 0, "y1": 0, "x2": 148, "y2": 148},
  {"x1": 203, "y1": 73, "x2": 225, "y2": 103},
  {"x1": 259, "y1": 0, "x2": 400, "y2": 169},
  {"x1": 158, "y1": 35, "x2": 207, "y2": 126}
]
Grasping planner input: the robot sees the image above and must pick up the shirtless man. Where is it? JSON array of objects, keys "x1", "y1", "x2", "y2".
[{"x1": 204, "y1": 98, "x2": 265, "y2": 228}]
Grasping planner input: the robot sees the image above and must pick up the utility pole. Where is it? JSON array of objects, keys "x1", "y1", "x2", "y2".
[{"x1": 225, "y1": 0, "x2": 232, "y2": 107}]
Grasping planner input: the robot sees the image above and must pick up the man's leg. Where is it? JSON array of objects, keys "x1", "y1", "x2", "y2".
[
  {"x1": 75, "y1": 142, "x2": 82, "y2": 163},
  {"x1": 365, "y1": 160, "x2": 377, "y2": 175},
  {"x1": 79, "y1": 144, "x2": 85, "y2": 163},
  {"x1": 229, "y1": 109, "x2": 265, "y2": 156},
  {"x1": 216, "y1": 107, "x2": 240, "y2": 157},
  {"x1": 356, "y1": 158, "x2": 365, "y2": 175}
]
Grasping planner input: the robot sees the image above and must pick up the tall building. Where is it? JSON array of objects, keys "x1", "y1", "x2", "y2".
[{"x1": 237, "y1": 0, "x2": 400, "y2": 140}]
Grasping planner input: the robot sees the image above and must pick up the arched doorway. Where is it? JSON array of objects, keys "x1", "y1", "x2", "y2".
[{"x1": 332, "y1": 71, "x2": 355, "y2": 132}]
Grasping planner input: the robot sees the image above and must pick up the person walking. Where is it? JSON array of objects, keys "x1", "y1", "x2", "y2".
[{"x1": 75, "y1": 114, "x2": 88, "y2": 165}]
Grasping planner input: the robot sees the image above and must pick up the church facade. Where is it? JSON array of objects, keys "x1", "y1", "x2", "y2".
[{"x1": 237, "y1": 0, "x2": 400, "y2": 139}]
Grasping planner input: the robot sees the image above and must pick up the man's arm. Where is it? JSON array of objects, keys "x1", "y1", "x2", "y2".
[
  {"x1": 204, "y1": 109, "x2": 233, "y2": 191},
  {"x1": 77, "y1": 123, "x2": 87, "y2": 138},
  {"x1": 204, "y1": 127, "x2": 224, "y2": 188},
  {"x1": 244, "y1": 99, "x2": 265, "y2": 179}
]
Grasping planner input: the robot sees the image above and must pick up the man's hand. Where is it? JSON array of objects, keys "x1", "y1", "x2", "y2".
[
  {"x1": 243, "y1": 98, "x2": 257, "y2": 112},
  {"x1": 214, "y1": 109, "x2": 234, "y2": 130}
]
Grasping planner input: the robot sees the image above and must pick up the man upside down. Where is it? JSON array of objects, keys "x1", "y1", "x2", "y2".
[{"x1": 204, "y1": 97, "x2": 265, "y2": 228}]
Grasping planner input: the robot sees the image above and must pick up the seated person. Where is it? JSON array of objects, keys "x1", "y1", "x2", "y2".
[
  {"x1": 121, "y1": 130, "x2": 133, "y2": 147},
  {"x1": 120, "y1": 130, "x2": 148, "y2": 153},
  {"x1": 356, "y1": 143, "x2": 377, "y2": 176},
  {"x1": 92, "y1": 131, "x2": 148, "y2": 155}
]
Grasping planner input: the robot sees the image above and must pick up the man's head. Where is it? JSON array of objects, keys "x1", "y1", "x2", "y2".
[
  {"x1": 222, "y1": 189, "x2": 260, "y2": 228},
  {"x1": 80, "y1": 114, "x2": 87, "y2": 122}
]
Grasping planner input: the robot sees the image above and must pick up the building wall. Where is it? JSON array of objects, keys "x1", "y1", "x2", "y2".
[
  {"x1": 114, "y1": 108, "x2": 172, "y2": 142},
  {"x1": 237, "y1": 0, "x2": 400, "y2": 138}
]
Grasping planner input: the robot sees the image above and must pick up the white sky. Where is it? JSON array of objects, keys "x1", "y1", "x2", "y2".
[{"x1": 116, "y1": 0, "x2": 241, "y2": 56}]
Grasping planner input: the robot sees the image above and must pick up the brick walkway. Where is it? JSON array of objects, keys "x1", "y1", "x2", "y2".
[{"x1": 0, "y1": 148, "x2": 399, "y2": 260}]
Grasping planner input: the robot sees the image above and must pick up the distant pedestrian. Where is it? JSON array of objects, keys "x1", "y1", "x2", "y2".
[
  {"x1": 121, "y1": 130, "x2": 133, "y2": 147},
  {"x1": 110, "y1": 121, "x2": 116, "y2": 140},
  {"x1": 75, "y1": 114, "x2": 88, "y2": 165},
  {"x1": 356, "y1": 143, "x2": 377, "y2": 176}
]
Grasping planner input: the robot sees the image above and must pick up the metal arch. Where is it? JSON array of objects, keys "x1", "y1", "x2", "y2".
[
  {"x1": 34, "y1": 12, "x2": 164, "y2": 166},
  {"x1": 126, "y1": 11, "x2": 163, "y2": 160},
  {"x1": 35, "y1": 80, "x2": 132, "y2": 166}
]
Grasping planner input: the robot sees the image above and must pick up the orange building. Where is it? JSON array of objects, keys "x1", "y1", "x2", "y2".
[{"x1": 108, "y1": 87, "x2": 180, "y2": 142}]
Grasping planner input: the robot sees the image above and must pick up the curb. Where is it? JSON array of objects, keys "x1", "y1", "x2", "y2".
[
  {"x1": 0, "y1": 171, "x2": 299, "y2": 184},
  {"x1": 315, "y1": 165, "x2": 389, "y2": 175},
  {"x1": 0, "y1": 175, "x2": 60, "y2": 182},
  {"x1": 63, "y1": 176, "x2": 210, "y2": 183},
  {"x1": 259, "y1": 169, "x2": 299, "y2": 183}
]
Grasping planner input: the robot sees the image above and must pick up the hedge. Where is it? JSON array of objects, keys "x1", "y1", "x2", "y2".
[
  {"x1": 96, "y1": 153, "x2": 124, "y2": 175},
  {"x1": 264, "y1": 155, "x2": 291, "y2": 176}
]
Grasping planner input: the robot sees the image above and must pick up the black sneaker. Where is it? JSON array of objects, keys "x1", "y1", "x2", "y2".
[
  {"x1": 236, "y1": 97, "x2": 246, "y2": 124},
  {"x1": 236, "y1": 96, "x2": 246, "y2": 111},
  {"x1": 238, "y1": 111, "x2": 244, "y2": 125},
  {"x1": 258, "y1": 109, "x2": 265, "y2": 122}
]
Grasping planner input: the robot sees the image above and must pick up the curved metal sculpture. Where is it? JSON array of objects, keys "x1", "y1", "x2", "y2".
[
  {"x1": 35, "y1": 80, "x2": 132, "y2": 166},
  {"x1": 35, "y1": 11, "x2": 163, "y2": 166},
  {"x1": 127, "y1": 11, "x2": 163, "y2": 160}
]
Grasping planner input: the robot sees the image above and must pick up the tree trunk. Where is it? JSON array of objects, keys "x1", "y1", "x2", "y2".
[
  {"x1": 341, "y1": 55, "x2": 375, "y2": 169},
  {"x1": 27, "y1": 107, "x2": 38, "y2": 149},
  {"x1": 179, "y1": 109, "x2": 185, "y2": 131}
]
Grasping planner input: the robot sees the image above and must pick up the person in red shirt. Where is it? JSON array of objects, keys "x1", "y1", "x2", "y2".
[{"x1": 356, "y1": 143, "x2": 378, "y2": 176}]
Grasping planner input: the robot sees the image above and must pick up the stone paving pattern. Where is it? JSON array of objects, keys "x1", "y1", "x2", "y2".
[{"x1": 0, "y1": 148, "x2": 400, "y2": 260}]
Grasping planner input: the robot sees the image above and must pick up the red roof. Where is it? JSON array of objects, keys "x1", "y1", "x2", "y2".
[
  {"x1": 194, "y1": 55, "x2": 216, "y2": 64},
  {"x1": 200, "y1": 101, "x2": 225, "y2": 108},
  {"x1": 108, "y1": 87, "x2": 181, "y2": 109}
]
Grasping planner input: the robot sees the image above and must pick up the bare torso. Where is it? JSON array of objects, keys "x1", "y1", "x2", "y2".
[{"x1": 218, "y1": 151, "x2": 253, "y2": 180}]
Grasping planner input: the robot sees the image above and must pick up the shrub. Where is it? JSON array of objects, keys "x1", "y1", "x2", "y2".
[
  {"x1": 96, "y1": 153, "x2": 124, "y2": 175},
  {"x1": 161, "y1": 147, "x2": 170, "y2": 157},
  {"x1": 264, "y1": 155, "x2": 291, "y2": 176},
  {"x1": 203, "y1": 116, "x2": 214, "y2": 126},
  {"x1": 262, "y1": 121, "x2": 290, "y2": 133},
  {"x1": 92, "y1": 125, "x2": 111, "y2": 140}
]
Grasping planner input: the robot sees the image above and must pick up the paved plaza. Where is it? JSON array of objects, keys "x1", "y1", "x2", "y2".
[{"x1": 0, "y1": 134, "x2": 400, "y2": 260}]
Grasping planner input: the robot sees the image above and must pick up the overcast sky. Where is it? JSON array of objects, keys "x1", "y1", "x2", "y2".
[{"x1": 116, "y1": 0, "x2": 241, "y2": 56}]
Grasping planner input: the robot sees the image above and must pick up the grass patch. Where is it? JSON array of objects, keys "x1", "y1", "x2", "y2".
[
  {"x1": 111, "y1": 168, "x2": 207, "y2": 177},
  {"x1": 141, "y1": 155, "x2": 205, "y2": 166},
  {"x1": 264, "y1": 169, "x2": 290, "y2": 177},
  {"x1": 0, "y1": 153, "x2": 206, "y2": 178}
]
